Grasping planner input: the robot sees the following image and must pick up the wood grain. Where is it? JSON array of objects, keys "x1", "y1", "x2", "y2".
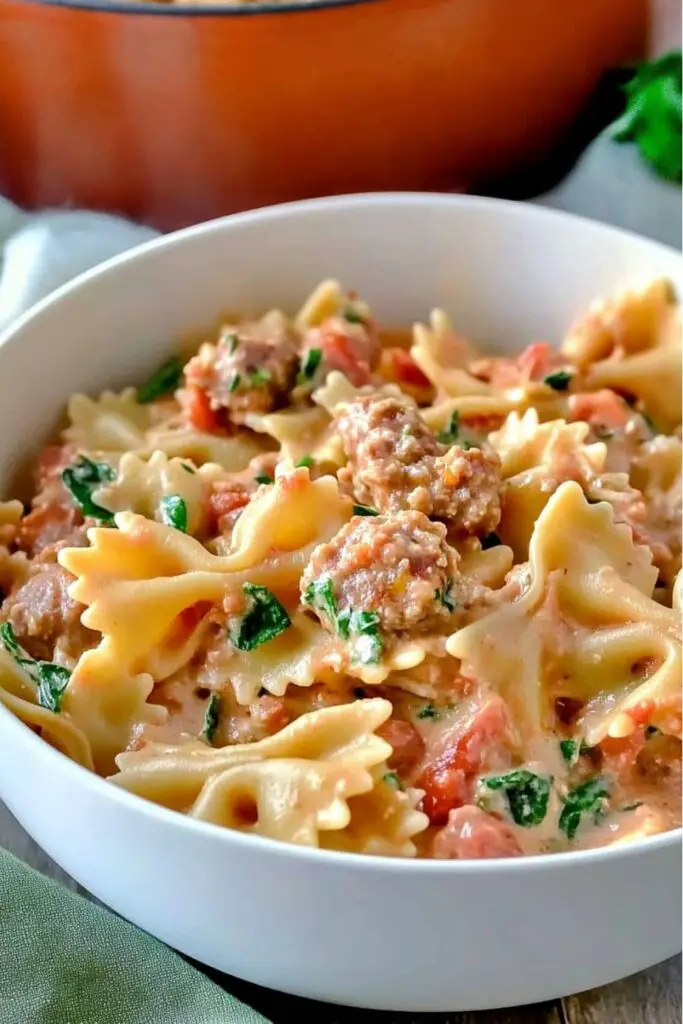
[{"x1": 1, "y1": 799, "x2": 680, "y2": 1024}]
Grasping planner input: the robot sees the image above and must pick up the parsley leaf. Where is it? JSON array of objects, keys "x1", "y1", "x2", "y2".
[
  {"x1": 298, "y1": 348, "x2": 323, "y2": 383},
  {"x1": 61, "y1": 457, "x2": 116, "y2": 523},
  {"x1": 417, "y1": 703, "x2": 440, "y2": 721},
  {"x1": 611, "y1": 51, "x2": 682, "y2": 183},
  {"x1": 159, "y1": 495, "x2": 188, "y2": 533},
  {"x1": 479, "y1": 769, "x2": 552, "y2": 828},
  {"x1": 230, "y1": 583, "x2": 291, "y2": 651},
  {"x1": 136, "y1": 356, "x2": 183, "y2": 404},
  {"x1": 559, "y1": 776, "x2": 611, "y2": 840},
  {"x1": 202, "y1": 693, "x2": 220, "y2": 744},
  {"x1": 435, "y1": 577, "x2": 456, "y2": 611},
  {"x1": 382, "y1": 771, "x2": 405, "y2": 791},
  {"x1": 543, "y1": 370, "x2": 573, "y2": 392},
  {"x1": 352, "y1": 503, "x2": 379, "y2": 517},
  {"x1": 437, "y1": 410, "x2": 460, "y2": 444},
  {"x1": 0, "y1": 622, "x2": 70, "y2": 713}
]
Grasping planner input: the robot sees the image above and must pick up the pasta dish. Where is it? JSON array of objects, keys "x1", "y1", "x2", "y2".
[{"x1": 0, "y1": 278, "x2": 680, "y2": 859}]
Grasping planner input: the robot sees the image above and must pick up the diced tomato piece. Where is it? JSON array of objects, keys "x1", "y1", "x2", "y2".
[
  {"x1": 516, "y1": 341, "x2": 553, "y2": 382},
  {"x1": 318, "y1": 329, "x2": 373, "y2": 387},
  {"x1": 382, "y1": 347, "x2": 432, "y2": 389},
  {"x1": 377, "y1": 718, "x2": 425, "y2": 773},
  {"x1": 186, "y1": 384, "x2": 222, "y2": 434},
  {"x1": 207, "y1": 483, "x2": 251, "y2": 535},
  {"x1": 627, "y1": 700, "x2": 655, "y2": 728},
  {"x1": 249, "y1": 695, "x2": 292, "y2": 737},
  {"x1": 418, "y1": 696, "x2": 513, "y2": 824},
  {"x1": 568, "y1": 389, "x2": 630, "y2": 430},
  {"x1": 432, "y1": 806, "x2": 522, "y2": 859}
]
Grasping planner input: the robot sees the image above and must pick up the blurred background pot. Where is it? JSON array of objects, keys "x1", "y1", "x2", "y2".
[{"x1": 0, "y1": 0, "x2": 647, "y2": 230}]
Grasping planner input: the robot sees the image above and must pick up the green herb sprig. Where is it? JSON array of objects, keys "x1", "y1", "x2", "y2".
[
  {"x1": 61, "y1": 457, "x2": 116, "y2": 523},
  {"x1": 612, "y1": 51, "x2": 682, "y2": 183},
  {"x1": 0, "y1": 622, "x2": 70, "y2": 713}
]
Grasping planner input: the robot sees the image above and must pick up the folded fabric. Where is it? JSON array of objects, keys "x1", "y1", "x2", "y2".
[
  {"x1": 0, "y1": 198, "x2": 158, "y2": 334},
  {"x1": 0, "y1": 847, "x2": 269, "y2": 1024}
]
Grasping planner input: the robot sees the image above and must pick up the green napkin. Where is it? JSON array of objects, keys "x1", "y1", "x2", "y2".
[{"x1": 0, "y1": 848, "x2": 270, "y2": 1024}]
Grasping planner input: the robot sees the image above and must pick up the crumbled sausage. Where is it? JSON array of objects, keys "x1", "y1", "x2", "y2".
[
  {"x1": 377, "y1": 717, "x2": 426, "y2": 773},
  {"x1": 2, "y1": 561, "x2": 96, "y2": 663},
  {"x1": 301, "y1": 510, "x2": 460, "y2": 637},
  {"x1": 184, "y1": 317, "x2": 299, "y2": 425},
  {"x1": 432, "y1": 806, "x2": 522, "y2": 859},
  {"x1": 335, "y1": 394, "x2": 501, "y2": 536}
]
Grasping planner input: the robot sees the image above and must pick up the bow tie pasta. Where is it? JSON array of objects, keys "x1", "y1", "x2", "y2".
[{"x1": 0, "y1": 277, "x2": 680, "y2": 859}]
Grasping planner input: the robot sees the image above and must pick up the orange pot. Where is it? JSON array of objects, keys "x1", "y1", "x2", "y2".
[{"x1": 0, "y1": 0, "x2": 647, "y2": 230}]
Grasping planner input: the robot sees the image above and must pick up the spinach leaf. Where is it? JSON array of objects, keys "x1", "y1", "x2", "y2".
[
  {"x1": 254, "y1": 473, "x2": 274, "y2": 486},
  {"x1": 435, "y1": 577, "x2": 456, "y2": 611},
  {"x1": 202, "y1": 693, "x2": 221, "y2": 744},
  {"x1": 417, "y1": 702, "x2": 440, "y2": 721},
  {"x1": 559, "y1": 738, "x2": 590, "y2": 766},
  {"x1": 225, "y1": 333, "x2": 239, "y2": 354},
  {"x1": 298, "y1": 348, "x2": 323, "y2": 383},
  {"x1": 479, "y1": 769, "x2": 552, "y2": 828},
  {"x1": 137, "y1": 356, "x2": 183, "y2": 404},
  {"x1": 559, "y1": 776, "x2": 611, "y2": 840},
  {"x1": 230, "y1": 583, "x2": 291, "y2": 651},
  {"x1": 295, "y1": 456, "x2": 314, "y2": 469},
  {"x1": 543, "y1": 370, "x2": 573, "y2": 392},
  {"x1": 160, "y1": 495, "x2": 188, "y2": 533},
  {"x1": 437, "y1": 410, "x2": 460, "y2": 445},
  {"x1": 61, "y1": 457, "x2": 116, "y2": 523},
  {"x1": 340, "y1": 305, "x2": 365, "y2": 325},
  {"x1": 352, "y1": 504, "x2": 379, "y2": 517},
  {"x1": 382, "y1": 771, "x2": 405, "y2": 791},
  {"x1": 303, "y1": 577, "x2": 383, "y2": 664},
  {"x1": 611, "y1": 51, "x2": 682, "y2": 183},
  {"x1": 249, "y1": 368, "x2": 271, "y2": 388},
  {"x1": 0, "y1": 622, "x2": 70, "y2": 713},
  {"x1": 228, "y1": 372, "x2": 242, "y2": 393}
]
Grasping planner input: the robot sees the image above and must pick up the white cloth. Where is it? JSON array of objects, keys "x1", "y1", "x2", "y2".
[
  {"x1": 0, "y1": 140, "x2": 678, "y2": 333},
  {"x1": 0, "y1": 199, "x2": 157, "y2": 334}
]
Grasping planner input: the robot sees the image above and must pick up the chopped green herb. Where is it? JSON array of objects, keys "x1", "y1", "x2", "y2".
[
  {"x1": 202, "y1": 693, "x2": 220, "y2": 743},
  {"x1": 230, "y1": 583, "x2": 291, "y2": 652},
  {"x1": 417, "y1": 703, "x2": 440, "y2": 721},
  {"x1": 352, "y1": 503, "x2": 379, "y2": 517},
  {"x1": 249, "y1": 368, "x2": 271, "y2": 388},
  {"x1": 340, "y1": 305, "x2": 365, "y2": 325},
  {"x1": 304, "y1": 577, "x2": 382, "y2": 664},
  {"x1": 594, "y1": 427, "x2": 615, "y2": 442},
  {"x1": 61, "y1": 457, "x2": 116, "y2": 524},
  {"x1": 159, "y1": 494, "x2": 188, "y2": 533},
  {"x1": 344, "y1": 609, "x2": 383, "y2": 665},
  {"x1": 481, "y1": 532, "x2": 502, "y2": 550},
  {"x1": 228, "y1": 372, "x2": 241, "y2": 393},
  {"x1": 640, "y1": 410, "x2": 659, "y2": 435},
  {"x1": 298, "y1": 347, "x2": 323, "y2": 383},
  {"x1": 479, "y1": 769, "x2": 552, "y2": 828},
  {"x1": 254, "y1": 473, "x2": 274, "y2": 486},
  {"x1": 437, "y1": 410, "x2": 460, "y2": 445},
  {"x1": 560, "y1": 739, "x2": 580, "y2": 766},
  {"x1": 543, "y1": 370, "x2": 573, "y2": 392},
  {"x1": 181, "y1": 463, "x2": 196, "y2": 475},
  {"x1": 0, "y1": 622, "x2": 70, "y2": 713},
  {"x1": 295, "y1": 456, "x2": 315, "y2": 469},
  {"x1": 382, "y1": 771, "x2": 405, "y2": 791},
  {"x1": 559, "y1": 776, "x2": 611, "y2": 840},
  {"x1": 136, "y1": 356, "x2": 183, "y2": 404},
  {"x1": 435, "y1": 577, "x2": 456, "y2": 612},
  {"x1": 611, "y1": 51, "x2": 682, "y2": 183},
  {"x1": 225, "y1": 333, "x2": 239, "y2": 355}
]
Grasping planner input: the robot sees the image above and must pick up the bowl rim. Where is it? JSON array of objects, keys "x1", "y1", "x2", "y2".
[
  {"x1": 18, "y1": 0, "x2": 379, "y2": 19},
  {"x1": 0, "y1": 190, "x2": 680, "y2": 875}
]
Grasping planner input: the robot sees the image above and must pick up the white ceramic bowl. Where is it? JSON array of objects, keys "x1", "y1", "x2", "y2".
[{"x1": 0, "y1": 194, "x2": 680, "y2": 1013}]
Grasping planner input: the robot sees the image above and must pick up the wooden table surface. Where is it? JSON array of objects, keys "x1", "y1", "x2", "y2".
[{"x1": 2, "y1": 799, "x2": 680, "y2": 1024}]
